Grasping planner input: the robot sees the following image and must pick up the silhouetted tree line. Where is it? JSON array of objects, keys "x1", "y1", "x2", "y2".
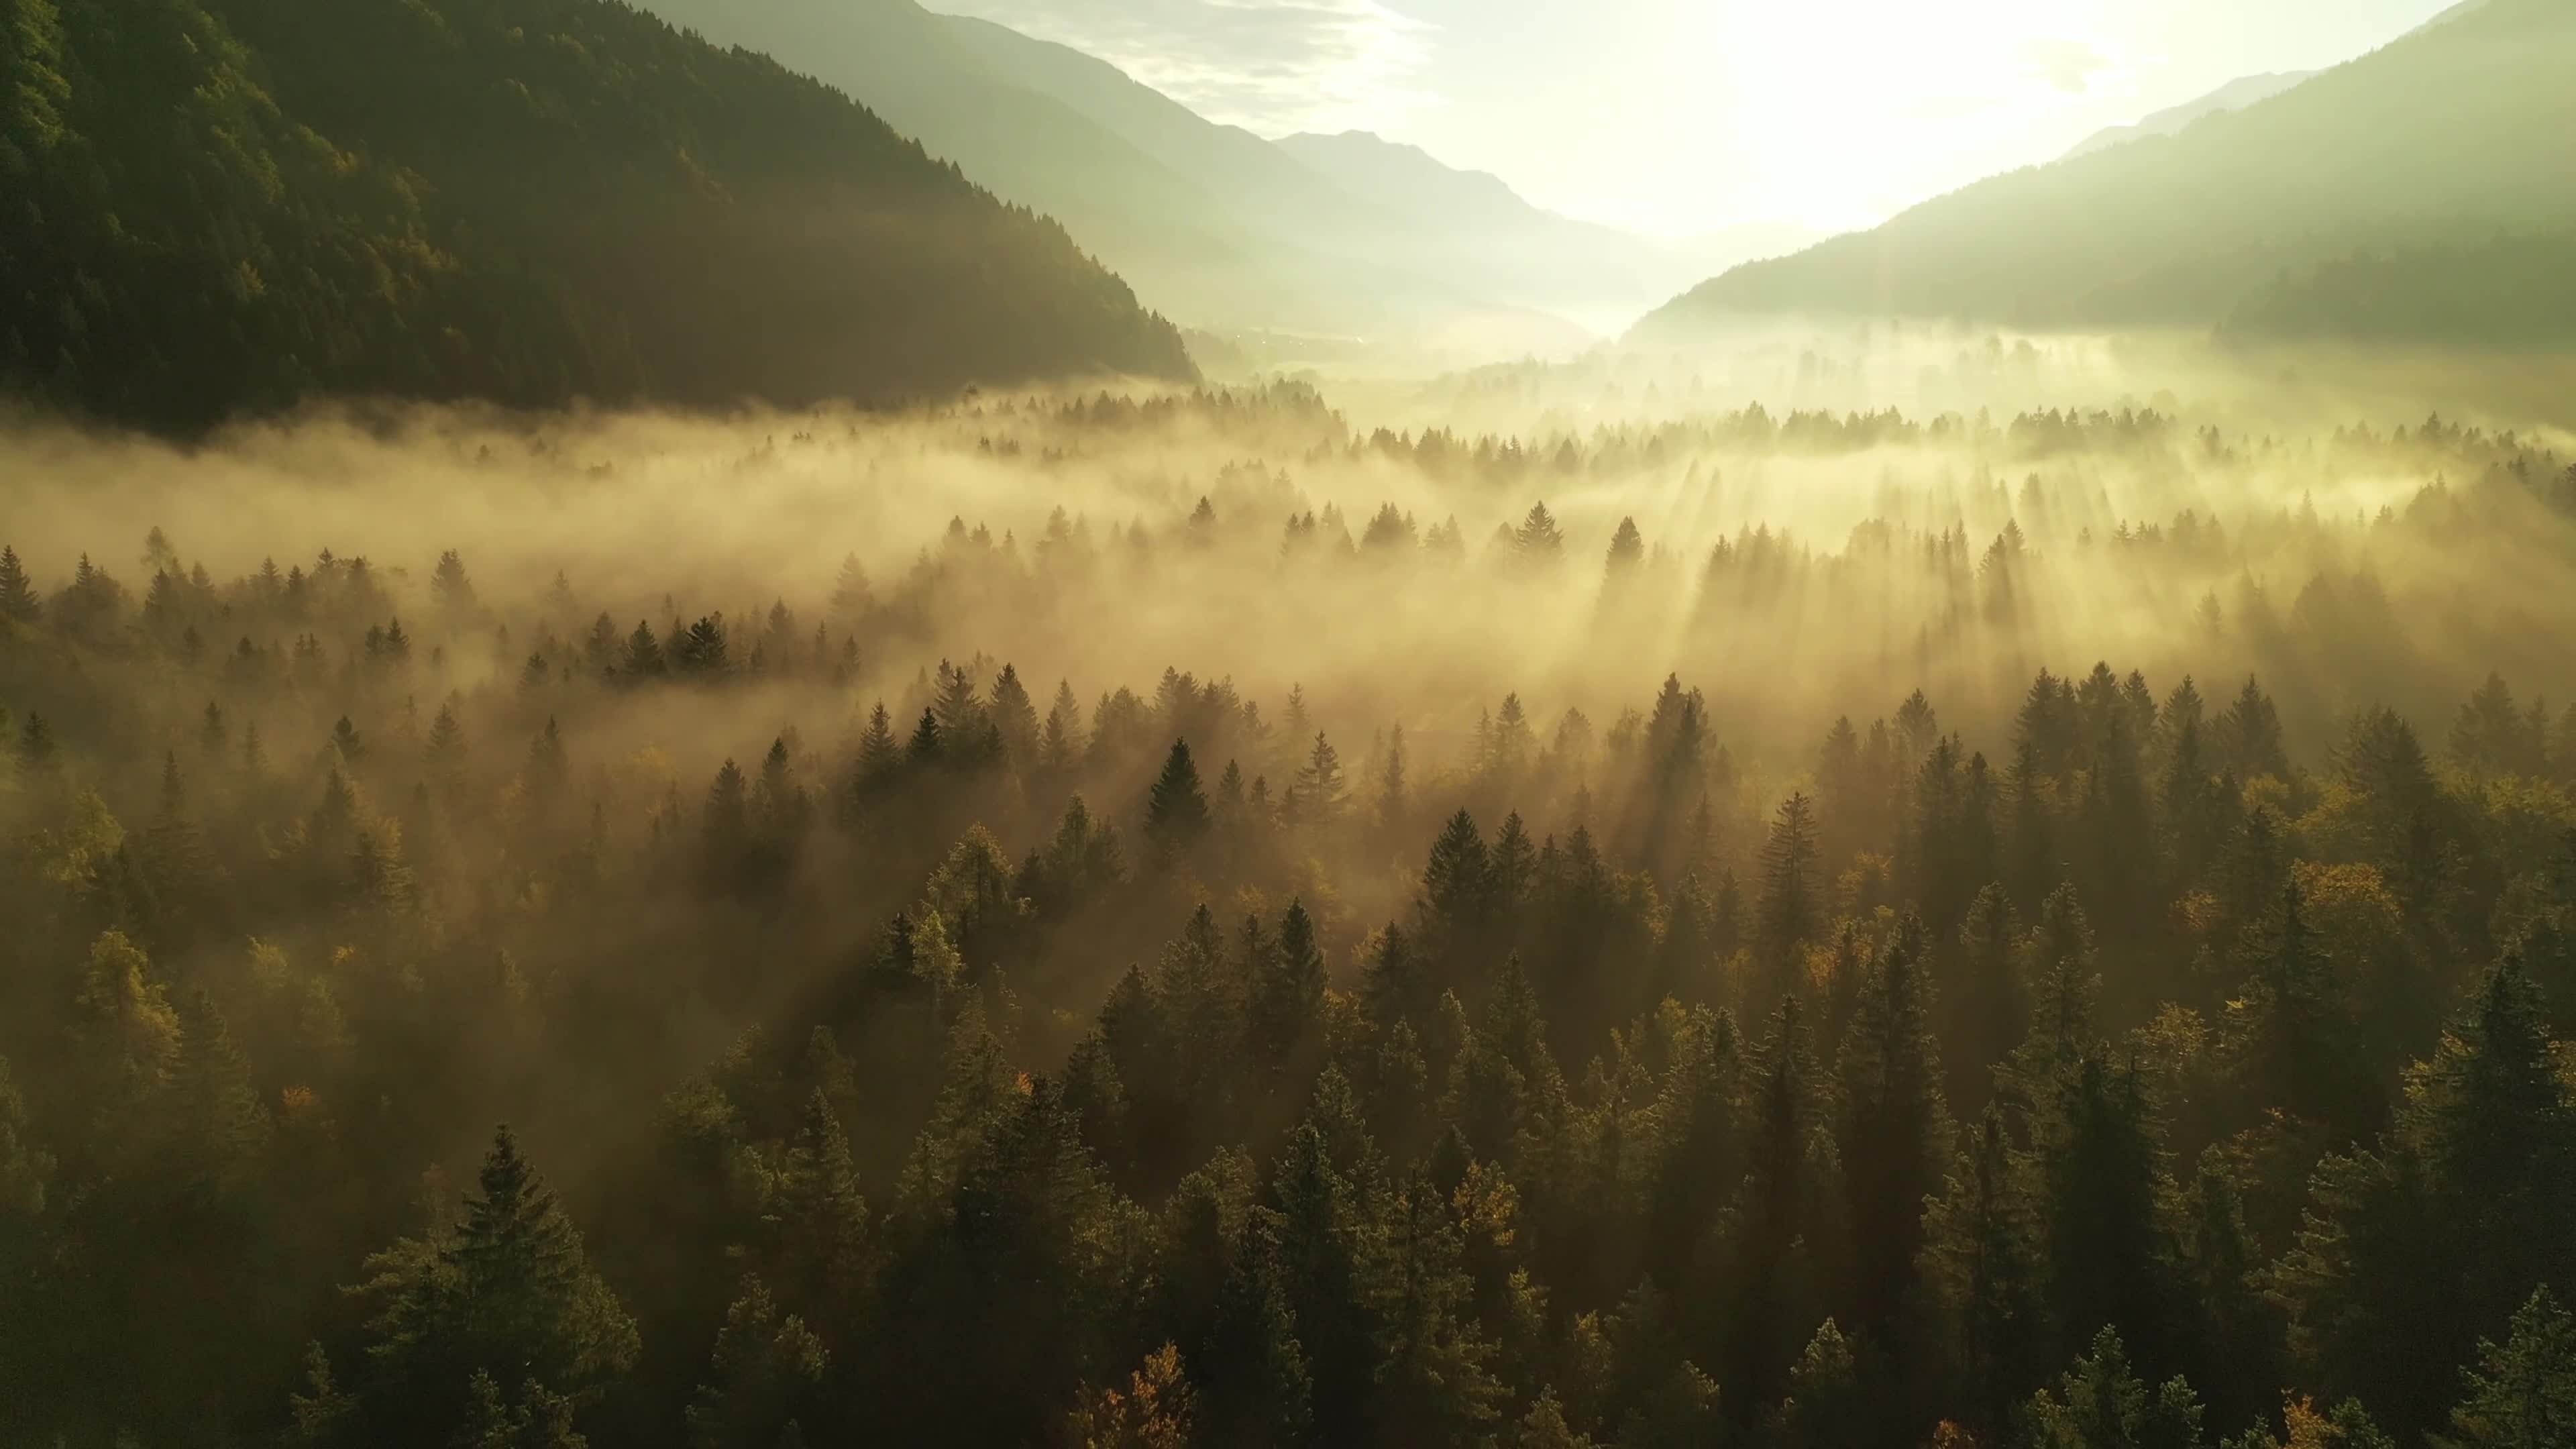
[{"x1": 3, "y1": 511, "x2": 2575, "y2": 1448}]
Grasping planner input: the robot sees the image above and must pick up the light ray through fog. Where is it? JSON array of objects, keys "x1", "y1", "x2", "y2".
[{"x1": 932, "y1": 0, "x2": 2469, "y2": 233}]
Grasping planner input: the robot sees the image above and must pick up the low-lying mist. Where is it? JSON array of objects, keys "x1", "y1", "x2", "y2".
[
  {"x1": 7, "y1": 344, "x2": 2576, "y2": 1446},
  {"x1": 7, "y1": 356, "x2": 2570, "y2": 787}
]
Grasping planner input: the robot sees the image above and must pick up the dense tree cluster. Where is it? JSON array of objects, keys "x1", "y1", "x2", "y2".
[
  {"x1": 2, "y1": 485, "x2": 2572, "y2": 1448},
  {"x1": 0, "y1": 0, "x2": 1192, "y2": 433}
]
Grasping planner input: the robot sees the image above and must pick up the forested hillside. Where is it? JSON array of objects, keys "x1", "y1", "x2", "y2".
[
  {"x1": 634, "y1": 0, "x2": 1799, "y2": 350},
  {"x1": 1635, "y1": 0, "x2": 2576, "y2": 345},
  {"x1": 0, "y1": 0, "x2": 1191, "y2": 433},
  {"x1": 2, "y1": 387, "x2": 2574, "y2": 1445}
]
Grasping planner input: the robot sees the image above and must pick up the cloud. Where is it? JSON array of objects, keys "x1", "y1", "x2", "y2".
[
  {"x1": 932, "y1": 0, "x2": 1436, "y2": 135},
  {"x1": 2017, "y1": 37, "x2": 2116, "y2": 95}
]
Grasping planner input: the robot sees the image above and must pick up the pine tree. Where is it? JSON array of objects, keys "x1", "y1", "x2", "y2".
[
  {"x1": 0, "y1": 1056, "x2": 50, "y2": 1226},
  {"x1": 828, "y1": 553, "x2": 872, "y2": 619},
  {"x1": 0, "y1": 544, "x2": 39, "y2": 623},
  {"x1": 74, "y1": 928, "x2": 182, "y2": 1126},
  {"x1": 1918, "y1": 1108, "x2": 2045, "y2": 1438},
  {"x1": 1248, "y1": 900, "x2": 1326, "y2": 1072},
  {"x1": 1145, "y1": 740, "x2": 1212, "y2": 861},
  {"x1": 1756, "y1": 793, "x2": 1822, "y2": 994},
  {"x1": 906, "y1": 708, "x2": 943, "y2": 766},
  {"x1": 527, "y1": 719, "x2": 569, "y2": 804},
  {"x1": 332, "y1": 715, "x2": 366, "y2": 765},
  {"x1": 2043, "y1": 1056, "x2": 2179, "y2": 1381},
  {"x1": 427, "y1": 702, "x2": 467, "y2": 797},
  {"x1": 1371, "y1": 1168, "x2": 1505, "y2": 1440},
  {"x1": 1421, "y1": 808, "x2": 1491, "y2": 925},
  {"x1": 2445, "y1": 1287, "x2": 2576, "y2": 1448},
  {"x1": 1294, "y1": 731, "x2": 1348, "y2": 826},
  {"x1": 168, "y1": 988, "x2": 270, "y2": 1191},
  {"x1": 1603, "y1": 516, "x2": 1644, "y2": 578},
  {"x1": 352, "y1": 1127, "x2": 639, "y2": 1444},
  {"x1": 1837, "y1": 914, "x2": 1955, "y2": 1342},
  {"x1": 2271, "y1": 956, "x2": 2576, "y2": 1441},
  {"x1": 1514, "y1": 502, "x2": 1566, "y2": 561},
  {"x1": 686, "y1": 1277, "x2": 829, "y2": 1449},
  {"x1": 676, "y1": 615, "x2": 729, "y2": 674},
  {"x1": 702, "y1": 760, "x2": 749, "y2": 892},
  {"x1": 623, "y1": 621, "x2": 666, "y2": 678},
  {"x1": 1379, "y1": 723, "x2": 1409, "y2": 837},
  {"x1": 1729, "y1": 995, "x2": 1842, "y2": 1409},
  {"x1": 849, "y1": 703, "x2": 901, "y2": 808},
  {"x1": 1267, "y1": 1114, "x2": 1375, "y2": 1443},
  {"x1": 2160, "y1": 708, "x2": 2230, "y2": 894},
  {"x1": 2006, "y1": 735, "x2": 2058, "y2": 909},
  {"x1": 2182, "y1": 1150, "x2": 2274, "y2": 1436},
  {"x1": 2224, "y1": 877, "x2": 2379, "y2": 1137},
  {"x1": 989, "y1": 663, "x2": 1040, "y2": 766},
  {"x1": 1756, "y1": 1319, "x2": 1868, "y2": 1449},
  {"x1": 2218, "y1": 676, "x2": 2290, "y2": 784},
  {"x1": 1196, "y1": 1217, "x2": 1314, "y2": 1448},
  {"x1": 432, "y1": 549, "x2": 477, "y2": 617},
  {"x1": 930, "y1": 659, "x2": 984, "y2": 741},
  {"x1": 1042, "y1": 682, "x2": 1083, "y2": 775},
  {"x1": 1943, "y1": 885, "x2": 2024, "y2": 1118},
  {"x1": 2015, "y1": 1327, "x2": 2209, "y2": 1449},
  {"x1": 1359, "y1": 922, "x2": 1431, "y2": 1035}
]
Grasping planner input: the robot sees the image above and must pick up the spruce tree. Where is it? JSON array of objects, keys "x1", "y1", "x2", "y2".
[
  {"x1": 1917, "y1": 1108, "x2": 2044, "y2": 1439},
  {"x1": 352, "y1": 1127, "x2": 639, "y2": 1444},
  {"x1": 989, "y1": 663, "x2": 1040, "y2": 766},
  {"x1": 1837, "y1": 915, "x2": 1955, "y2": 1342},
  {"x1": 2271, "y1": 956, "x2": 2576, "y2": 1440},
  {"x1": 1294, "y1": 731, "x2": 1348, "y2": 826},
  {"x1": 1145, "y1": 739, "x2": 1212, "y2": 860},
  {"x1": 2015, "y1": 1327, "x2": 2209, "y2": 1449},
  {"x1": 2445, "y1": 1287, "x2": 2576, "y2": 1448},
  {"x1": 2224, "y1": 877, "x2": 2379, "y2": 1138},
  {"x1": 1379, "y1": 724, "x2": 1408, "y2": 837},
  {"x1": 623, "y1": 621, "x2": 666, "y2": 678},
  {"x1": 2043, "y1": 1056, "x2": 2180, "y2": 1381},
  {"x1": 1248, "y1": 900, "x2": 1326, "y2": 1073},
  {"x1": 1358, "y1": 922, "x2": 1430, "y2": 1035},
  {"x1": 686, "y1": 1277, "x2": 830, "y2": 1449},
  {"x1": 0, "y1": 544, "x2": 38, "y2": 623},
  {"x1": 1755, "y1": 793, "x2": 1822, "y2": 997}
]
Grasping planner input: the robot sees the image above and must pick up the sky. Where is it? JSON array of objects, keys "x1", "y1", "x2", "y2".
[{"x1": 928, "y1": 0, "x2": 2467, "y2": 236}]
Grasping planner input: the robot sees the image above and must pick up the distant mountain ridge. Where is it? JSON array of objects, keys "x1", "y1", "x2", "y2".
[
  {"x1": 641, "y1": 0, "x2": 1811, "y2": 351},
  {"x1": 1633, "y1": 0, "x2": 2576, "y2": 346},
  {"x1": 2062, "y1": 72, "x2": 2317, "y2": 160},
  {"x1": 1273, "y1": 130, "x2": 1823, "y2": 325}
]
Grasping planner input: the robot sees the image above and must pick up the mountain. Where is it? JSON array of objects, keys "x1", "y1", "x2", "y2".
[
  {"x1": 1274, "y1": 131, "x2": 1821, "y2": 327},
  {"x1": 0, "y1": 0, "x2": 1191, "y2": 432},
  {"x1": 2408, "y1": 0, "x2": 2493, "y2": 36},
  {"x1": 636, "y1": 0, "x2": 1561, "y2": 352},
  {"x1": 2061, "y1": 72, "x2": 2316, "y2": 160},
  {"x1": 638, "y1": 0, "x2": 1799, "y2": 350},
  {"x1": 1634, "y1": 0, "x2": 2576, "y2": 346}
]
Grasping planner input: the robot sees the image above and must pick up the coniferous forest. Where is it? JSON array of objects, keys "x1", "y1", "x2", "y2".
[
  {"x1": 2, "y1": 381, "x2": 2574, "y2": 1448},
  {"x1": 0, "y1": 0, "x2": 1193, "y2": 433}
]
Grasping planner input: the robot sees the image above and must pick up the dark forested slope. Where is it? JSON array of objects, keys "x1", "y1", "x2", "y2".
[
  {"x1": 0, "y1": 0, "x2": 1192, "y2": 431},
  {"x1": 1635, "y1": 0, "x2": 2576, "y2": 343}
]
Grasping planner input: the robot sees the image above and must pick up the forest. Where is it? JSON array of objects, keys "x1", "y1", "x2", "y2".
[
  {"x1": 0, "y1": 0, "x2": 1191, "y2": 435},
  {"x1": 1, "y1": 381, "x2": 2573, "y2": 1448}
]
